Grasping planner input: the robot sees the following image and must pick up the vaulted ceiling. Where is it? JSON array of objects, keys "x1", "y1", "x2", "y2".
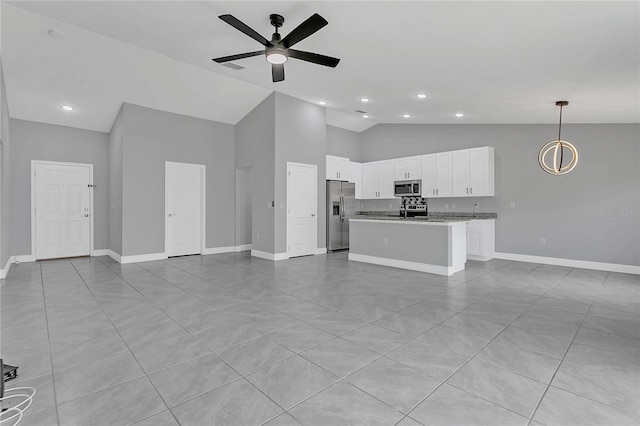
[{"x1": 2, "y1": 1, "x2": 638, "y2": 133}]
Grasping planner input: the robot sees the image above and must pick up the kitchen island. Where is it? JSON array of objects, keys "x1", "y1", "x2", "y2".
[{"x1": 348, "y1": 217, "x2": 468, "y2": 276}]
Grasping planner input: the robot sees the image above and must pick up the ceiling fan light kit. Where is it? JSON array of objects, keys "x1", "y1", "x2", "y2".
[
  {"x1": 213, "y1": 13, "x2": 340, "y2": 82},
  {"x1": 538, "y1": 101, "x2": 579, "y2": 175}
]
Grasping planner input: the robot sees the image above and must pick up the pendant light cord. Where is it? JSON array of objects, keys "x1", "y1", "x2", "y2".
[{"x1": 558, "y1": 104, "x2": 564, "y2": 172}]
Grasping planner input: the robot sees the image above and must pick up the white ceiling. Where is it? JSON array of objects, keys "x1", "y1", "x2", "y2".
[{"x1": 2, "y1": 1, "x2": 638, "y2": 133}]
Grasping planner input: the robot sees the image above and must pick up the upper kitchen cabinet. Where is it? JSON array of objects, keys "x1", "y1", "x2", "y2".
[
  {"x1": 351, "y1": 161, "x2": 363, "y2": 199},
  {"x1": 421, "y1": 152, "x2": 453, "y2": 197},
  {"x1": 394, "y1": 156, "x2": 422, "y2": 180},
  {"x1": 326, "y1": 155, "x2": 351, "y2": 181},
  {"x1": 452, "y1": 147, "x2": 494, "y2": 196},
  {"x1": 363, "y1": 160, "x2": 395, "y2": 199}
]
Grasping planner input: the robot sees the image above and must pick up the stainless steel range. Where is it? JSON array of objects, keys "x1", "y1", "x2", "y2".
[{"x1": 400, "y1": 196, "x2": 428, "y2": 217}]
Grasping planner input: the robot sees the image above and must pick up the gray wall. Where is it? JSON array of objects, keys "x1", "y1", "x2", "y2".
[
  {"x1": 108, "y1": 105, "x2": 124, "y2": 254},
  {"x1": 360, "y1": 123, "x2": 640, "y2": 266},
  {"x1": 0, "y1": 62, "x2": 11, "y2": 267},
  {"x1": 119, "y1": 103, "x2": 235, "y2": 256},
  {"x1": 235, "y1": 166, "x2": 252, "y2": 247},
  {"x1": 326, "y1": 125, "x2": 362, "y2": 161},
  {"x1": 9, "y1": 119, "x2": 110, "y2": 256},
  {"x1": 274, "y1": 93, "x2": 327, "y2": 253},
  {"x1": 235, "y1": 94, "x2": 276, "y2": 254}
]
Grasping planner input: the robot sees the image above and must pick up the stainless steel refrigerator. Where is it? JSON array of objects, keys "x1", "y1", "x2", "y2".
[{"x1": 326, "y1": 180, "x2": 356, "y2": 251}]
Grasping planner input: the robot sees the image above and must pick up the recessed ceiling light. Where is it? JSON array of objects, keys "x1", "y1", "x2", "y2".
[
  {"x1": 403, "y1": 114, "x2": 411, "y2": 118},
  {"x1": 416, "y1": 93, "x2": 427, "y2": 99},
  {"x1": 61, "y1": 105, "x2": 74, "y2": 111},
  {"x1": 318, "y1": 101, "x2": 326, "y2": 105},
  {"x1": 362, "y1": 115, "x2": 369, "y2": 119},
  {"x1": 455, "y1": 113, "x2": 464, "y2": 118},
  {"x1": 360, "y1": 97, "x2": 370, "y2": 103}
]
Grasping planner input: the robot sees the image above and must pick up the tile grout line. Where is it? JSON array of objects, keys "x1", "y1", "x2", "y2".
[
  {"x1": 525, "y1": 270, "x2": 609, "y2": 425},
  {"x1": 394, "y1": 262, "x2": 575, "y2": 422},
  {"x1": 34, "y1": 262, "x2": 62, "y2": 426},
  {"x1": 68, "y1": 258, "x2": 181, "y2": 425}
]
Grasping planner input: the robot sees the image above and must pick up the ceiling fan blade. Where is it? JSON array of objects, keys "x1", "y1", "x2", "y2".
[
  {"x1": 219, "y1": 14, "x2": 273, "y2": 47},
  {"x1": 280, "y1": 13, "x2": 328, "y2": 48},
  {"x1": 213, "y1": 51, "x2": 264, "y2": 63},
  {"x1": 288, "y1": 49, "x2": 340, "y2": 67},
  {"x1": 272, "y1": 64, "x2": 285, "y2": 82}
]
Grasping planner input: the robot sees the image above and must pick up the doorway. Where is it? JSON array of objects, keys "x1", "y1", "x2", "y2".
[
  {"x1": 287, "y1": 162, "x2": 317, "y2": 258},
  {"x1": 31, "y1": 161, "x2": 94, "y2": 260},
  {"x1": 165, "y1": 161, "x2": 205, "y2": 257},
  {"x1": 235, "y1": 166, "x2": 252, "y2": 250}
]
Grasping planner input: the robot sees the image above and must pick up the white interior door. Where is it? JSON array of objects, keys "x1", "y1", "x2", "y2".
[
  {"x1": 287, "y1": 162, "x2": 317, "y2": 258},
  {"x1": 165, "y1": 162, "x2": 204, "y2": 257},
  {"x1": 34, "y1": 162, "x2": 91, "y2": 260}
]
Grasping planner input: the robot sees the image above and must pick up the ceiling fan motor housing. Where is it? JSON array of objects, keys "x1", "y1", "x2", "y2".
[{"x1": 270, "y1": 14, "x2": 285, "y2": 29}]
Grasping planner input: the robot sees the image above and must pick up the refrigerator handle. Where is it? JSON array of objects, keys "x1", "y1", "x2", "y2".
[{"x1": 340, "y1": 194, "x2": 345, "y2": 221}]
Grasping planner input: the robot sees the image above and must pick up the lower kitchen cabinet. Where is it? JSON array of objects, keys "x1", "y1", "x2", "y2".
[{"x1": 466, "y1": 219, "x2": 495, "y2": 261}]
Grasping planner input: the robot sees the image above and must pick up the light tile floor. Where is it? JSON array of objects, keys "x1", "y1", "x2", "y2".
[{"x1": 1, "y1": 252, "x2": 639, "y2": 425}]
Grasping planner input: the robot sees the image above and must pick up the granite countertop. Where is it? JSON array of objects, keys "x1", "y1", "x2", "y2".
[
  {"x1": 353, "y1": 211, "x2": 497, "y2": 222},
  {"x1": 350, "y1": 215, "x2": 469, "y2": 223}
]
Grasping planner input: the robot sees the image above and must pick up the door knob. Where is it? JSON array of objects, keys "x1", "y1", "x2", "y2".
[
  {"x1": 310, "y1": 213, "x2": 316, "y2": 217},
  {"x1": 168, "y1": 213, "x2": 176, "y2": 217},
  {"x1": 84, "y1": 214, "x2": 89, "y2": 217}
]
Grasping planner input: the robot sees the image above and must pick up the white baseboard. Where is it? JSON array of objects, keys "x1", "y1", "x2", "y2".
[
  {"x1": 119, "y1": 252, "x2": 167, "y2": 264},
  {"x1": 494, "y1": 252, "x2": 640, "y2": 275},
  {"x1": 203, "y1": 245, "x2": 253, "y2": 255},
  {"x1": 251, "y1": 250, "x2": 289, "y2": 261},
  {"x1": 0, "y1": 256, "x2": 13, "y2": 279},
  {"x1": 348, "y1": 253, "x2": 462, "y2": 276},
  {"x1": 273, "y1": 252, "x2": 289, "y2": 261},
  {"x1": 92, "y1": 249, "x2": 110, "y2": 256},
  {"x1": 468, "y1": 254, "x2": 494, "y2": 262},
  {"x1": 105, "y1": 250, "x2": 122, "y2": 263},
  {"x1": 203, "y1": 246, "x2": 236, "y2": 255},
  {"x1": 315, "y1": 247, "x2": 328, "y2": 255},
  {"x1": 14, "y1": 254, "x2": 36, "y2": 263}
]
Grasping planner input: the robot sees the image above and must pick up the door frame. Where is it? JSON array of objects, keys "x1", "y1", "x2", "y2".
[
  {"x1": 31, "y1": 160, "x2": 95, "y2": 260},
  {"x1": 286, "y1": 161, "x2": 317, "y2": 258},
  {"x1": 164, "y1": 161, "x2": 206, "y2": 257}
]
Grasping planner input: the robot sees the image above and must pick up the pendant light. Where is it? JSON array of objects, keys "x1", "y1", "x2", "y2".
[{"x1": 538, "y1": 101, "x2": 578, "y2": 175}]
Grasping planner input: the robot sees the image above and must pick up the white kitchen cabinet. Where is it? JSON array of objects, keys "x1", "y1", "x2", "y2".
[
  {"x1": 452, "y1": 147, "x2": 494, "y2": 196},
  {"x1": 326, "y1": 155, "x2": 351, "y2": 181},
  {"x1": 452, "y1": 150, "x2": 470, "y2": 197},
  {"x1": 469, "y1": 147, "x2": 494, "y2": 196},
  {"x1": 466, "y1": 219, "x2": 495, "y2": 261},
  {"x1": 421, "y1": 152, "x2": 452, "y2": 197},
  {"x1": 394, "y1": 156, "x2": 422, "y2": 180},
  {"x1": 351, "y1": 161, "x2": 363, "y2": 199},
  {"x1": 362, "y1": 160, "x2": 395, "y2": 199}
]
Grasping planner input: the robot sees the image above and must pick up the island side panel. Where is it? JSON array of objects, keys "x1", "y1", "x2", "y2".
[{"x1": 349, "y1": 219, "x2": 456, "y2": 274}]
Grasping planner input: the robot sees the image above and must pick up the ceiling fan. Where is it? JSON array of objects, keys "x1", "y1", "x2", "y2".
[{"x1": 213, "y1": 13, "x2": 340, "y2": 82}]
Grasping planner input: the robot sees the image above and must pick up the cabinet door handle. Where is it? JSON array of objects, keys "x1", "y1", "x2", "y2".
[
  {"x1": 470, "y1": 187, "x2": 473, "y2": 194},
  {"x1": 466, "y1": 187, "x2": 469, "y2": 194},
  {"x1": 432, "y1": 189, "x2": 435, "y2": 195},
  {"x1": 437, "y1": 189, "x2": 439, "y2": 195}
]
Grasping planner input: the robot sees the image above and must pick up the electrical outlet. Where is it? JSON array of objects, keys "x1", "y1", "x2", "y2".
[
  {"x1": 510, "y1": 201, "x2": 516, "y2": 209},
  {"x1": 383, "y1": 238, "x2": 388, "y2": 246},
  {"x1": 389, "y1": 203, "x2": 393, "y2": 209},
  {"x1": 474, "y1": 203, "x2": 479, "y2": 208},
  {"x1": 540, "y1": 237, "x2": 546, "y2": 245},
  {"x1": 452, "y1": 203, "x2": 456, "y2": 209},
  {"x1": 444, "y1": 203, "x2": 449, "y2": 209}
]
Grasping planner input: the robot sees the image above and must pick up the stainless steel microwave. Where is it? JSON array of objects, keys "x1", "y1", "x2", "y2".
[{"x1": 394, "y1": 180, "x2": 422, "y2": 197}]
